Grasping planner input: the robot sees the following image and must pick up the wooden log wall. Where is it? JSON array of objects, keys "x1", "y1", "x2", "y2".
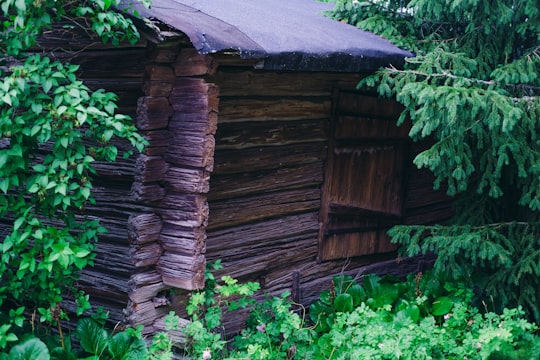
[
  {"x1": 121, "y1": 42, "x2": 218, "y2": 335},
  {"x1": 30, "y1": 21, "x2": 153, "y2": 328},
  {"x1": 38, "y1": 22, "x2": 217, "y2": 336},
  {"x1": 202, "y1": 64, "x2": 452, "y2": 334}
]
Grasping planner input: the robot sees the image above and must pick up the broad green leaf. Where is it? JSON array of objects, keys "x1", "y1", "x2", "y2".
[
  {"x1": 432, "y1": 296, "x2": 454, "y2": 316},
  {"x1": 333, "y1": 293, "x2": 354, "y2": 313},
  {"x1": 75, "y1": 318, "x2": 109, "y2": 356},
  {"x1": 8, "y1": 338, "x2": 49, "y2": 360}
]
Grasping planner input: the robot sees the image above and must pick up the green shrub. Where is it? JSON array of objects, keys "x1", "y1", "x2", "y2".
[
  {"x1": 309, "y1": 272, "x2": 540, "y2": 359},
  {"x1": 183, "y1": 265, "x2": 540, "y2": 359}
]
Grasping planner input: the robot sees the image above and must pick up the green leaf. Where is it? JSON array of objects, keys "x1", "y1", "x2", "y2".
[
  {"x1": 75, "y1": 318, "x2": 109, "y2": 356},
  {"x1": 8, "y1": 338, "x2": 50, "y2": 360},
  {"x1": 432, "y1": 296, "x2": 454, "y2": 316},
  {"x1": 333, "y1": 293, "x2": 354, "y2": 313}
]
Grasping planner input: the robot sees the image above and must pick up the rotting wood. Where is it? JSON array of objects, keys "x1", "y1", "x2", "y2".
[
  {"x1": 127, "y1": 213, "x2": 163, "y2": 245},
  {"x1": 141, "y1": 129, "x2": 173, "y2": 156},
  {"x1": 136, "y1": 96, "x2": 172, "y2": 130},
  {"x1": 129, "y1": 279, "x2": 168, "y2": 304},
  {"x1": 163, "y1": 167, "x2": 210, "y2": 194},
  {"x1": 135, "y1": 155, "x2": 168, "y2": 183},
  {"x1": 159, "y1": 230, "x2": 206, "y2": 256},
  {"x1": 131, "y1": 182, "x2": 165, "y2": 202},
  {"x1": 130, "y1": 242, "x2": 163, "y2": 268},
  {"x1": 143, "y1": 80, "x2": 174, "y2": 97},
  {"x1": 169, "y1": 112, "x2": 218, "y2": 135},
  {"x1": 165, "y1": 134, "x2": 215, "y2": 171},
  {"x1": 158, "y1": 253, "x2": 206, "y2": 290},
  {"x1": 156, "y1": 193, "x2": 209, "y2": 228}
]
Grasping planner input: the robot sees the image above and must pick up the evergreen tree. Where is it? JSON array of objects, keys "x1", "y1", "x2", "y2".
[{"x1": 331, "y1": 0, "x2": 540, "y2": 322}]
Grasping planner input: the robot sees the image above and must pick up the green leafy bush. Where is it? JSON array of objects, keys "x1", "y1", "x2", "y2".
[
  {"x1": 183, "y1": 265, "x2": 540, "y2": 359},
  {"x1": 0, "y1": 0, "x2": 148, "y2": 349},
  {"x1": 309, "y1": 272, "x2": 540, "y2": 359}
]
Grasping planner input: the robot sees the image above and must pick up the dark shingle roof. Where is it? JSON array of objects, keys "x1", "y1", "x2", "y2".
[{"x1": 123, "y1": 0, "x2": 412, "y2": 72}]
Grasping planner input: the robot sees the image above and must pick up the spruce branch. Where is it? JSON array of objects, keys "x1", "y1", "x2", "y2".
[{"x1": 385, "y1": 64, "x2": 540, "y2": 99}]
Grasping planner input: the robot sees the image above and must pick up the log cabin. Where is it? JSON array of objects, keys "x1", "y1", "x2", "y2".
[{"x1": 37, "y1": 0, "x2": 453, "y2": 337}]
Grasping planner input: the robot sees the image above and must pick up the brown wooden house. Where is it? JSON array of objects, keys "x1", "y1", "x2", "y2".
[{"x1": 47, "y1": 0, "x2": 452, "y2": 336}]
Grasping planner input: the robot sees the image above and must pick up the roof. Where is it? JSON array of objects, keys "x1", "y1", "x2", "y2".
[{"x1": 121, "y1": 0, "x2": 413, "y2": 72}]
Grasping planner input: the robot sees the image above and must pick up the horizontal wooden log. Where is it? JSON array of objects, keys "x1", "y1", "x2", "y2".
[
  {"x1": 207, "y1": 187, "x2": 320, "y2": 230},
  {"x1": 207, "y1": 234, "x2": 315, "y2": 282},
  {"x1": 90, "y1": 242, "x2": 135, "y2": 276},
  {"x1": 145, "y1": 64, "x2": 174, "y2": 81},
  {"x1": 136, "y1": 97, "x2": 172, "y2": 130},
  {"x1": 147, "y1": 44, "x2": 179, "y2": 63},
  {"x1": 210, "y1": 70, "x2": 363, "y2": 97},
  {"x1": 207, "y1": 212, "x2": 317, "y2": 251},
  {"x1": 214, "y1": 119, "x2": 329, "y2": 150},
  {"x1": 213, "y1": 142, "x2": 326, "y2": 174},
  {"x1": 163, "y1": 167, "x2": 210, "y2": 194},
  {"x1": 174, "y1": 48, "x2": 215, "y2": 76},
  {"x1": 72, "y1": 49, "x2": 147, "y2": 79},
  {"x1": 129, "y1": 280, "x2": 168, "y2": 304},
  {"x1": 159, "y1": 227, "x2": 206, "y2": 256},
  {"x1": 135, "y1": 155, "x2": 168, "y2": 183},
  {"x1": 165, "y1": 134, "x2": 215, "y2": 171},
  {"x1": 82, "y1": 78, "x2": 144, "y2": 92},
  {"x1": 169, "y1": 111, "x2": 218, "y2": 135},
  {"x1": 259, "y1": 254, "x2": 424, "y2": 306},
  {"x1": 141, "y1": 129, "x2": 173, "y2": 156},
  {"x1": 143, "y1": 80, "x2": 174, "y2": 97},
  {"x1": 130, "y1": 182, "x2": 165, "y2": 202},
  {"x1": 130, "y1": 242, "x2": 163, "y2": 268},
  {"x1": 126, "y1": 299, "x2": 171, "y2": 328},
  {"x1": 129, "y1": 270, "x2": 162, "y2": 287},
  {"x1": 338, "y1": 93, "x2": 405, "y2": 118},
  {"x1": 158, "y1": 253, "x2": 206, "y2": 290},
  {"x1": 92, "y1": 160, "x2": 136, "y2": 180},
  {"x1": 218, "y1": 97, "x2": 331, "y2": 122},
  {"x1": 79, "y1": 269, "x2": 131, "y2": 304},
  {"x1": 127, "y1": 213, "x2": 163, "y2": 245},
  {"x1": 170, "y1": 79, "x2": 219, "y2": 114},
  {"x1": 156, "y1": 194, "x2": 209, "y2": 227},
  {"x1": 38, "y1": 20, "x2": 147, "y2": 51},
  {"x1": 208, "y1": 162, "x2": 323, "y2": 201}
]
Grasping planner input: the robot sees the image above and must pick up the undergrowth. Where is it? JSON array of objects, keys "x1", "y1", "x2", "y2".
[{"x1": 2, "y1": 262, "x2": 539, "y2": 359}]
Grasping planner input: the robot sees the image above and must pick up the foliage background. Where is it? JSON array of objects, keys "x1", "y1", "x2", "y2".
[
  {"x1": 0, "y1": 0, "x2": 147, "y2": 348},
  {"x1": 331, "y1": 0, "x2": 540, "y2": 322}
]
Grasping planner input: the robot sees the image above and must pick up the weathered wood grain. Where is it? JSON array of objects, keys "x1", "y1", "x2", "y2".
[
  {"x1": 214, "y1": 119, "x2": 329, "y2": 150},
  {"x1": 213, "y1": 142, "x2": 326, "y2": 174},
  {"x1": 158, "y1": 253, "x2": 206, "y2": 290},
  {"x1": 207, "y1": 187, "x2": 320, "y2": 230},
  {"x1": 217, "y1": 97, "x2": 331, "y2": 122},
  {"x1": 210, "y1": 69, "x2": 363, "y2": 97},
  {"x1": 208, "y1": 162, "x2": 323, "y2": 201},
  {"x1": 136, "y1": 97, "x2": 172, "y2": 130}
]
